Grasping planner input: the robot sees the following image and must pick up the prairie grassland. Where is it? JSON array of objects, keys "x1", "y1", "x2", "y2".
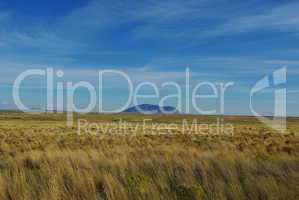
[{"x1": 0, "y1": 112, "x2": 298, "y2": 200}]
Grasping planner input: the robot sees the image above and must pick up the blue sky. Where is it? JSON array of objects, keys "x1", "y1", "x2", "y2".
[{"x1": 0, "y1": 0, "x2": 298, "y2": 116}]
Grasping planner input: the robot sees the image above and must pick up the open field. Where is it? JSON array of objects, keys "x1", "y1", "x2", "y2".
[{"x1": 0, "y1": 112, "x2": 298, "y2": 200}]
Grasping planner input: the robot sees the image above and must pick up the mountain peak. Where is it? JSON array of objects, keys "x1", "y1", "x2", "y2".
[{"x1": 123, "y1": 104, "x2": 178, "y2": 114}]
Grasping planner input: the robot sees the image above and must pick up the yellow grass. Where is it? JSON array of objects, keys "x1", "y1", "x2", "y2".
[{"x1": 0, "y1": 112, "x2": 298, "y2": 200}]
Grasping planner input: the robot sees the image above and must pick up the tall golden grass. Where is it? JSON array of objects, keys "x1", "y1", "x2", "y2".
[{"x1": 0, "y1": 112, "x2": 298, "y2": 200}]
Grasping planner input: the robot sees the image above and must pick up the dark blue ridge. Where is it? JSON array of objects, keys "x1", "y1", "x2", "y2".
[{"x1": 123, "y1": 104, "x2": 178, "y2": 114}]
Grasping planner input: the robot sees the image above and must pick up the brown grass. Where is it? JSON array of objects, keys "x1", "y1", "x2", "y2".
[{"x1": 0, "y1": 112, "x2": 298, "y2": 200}]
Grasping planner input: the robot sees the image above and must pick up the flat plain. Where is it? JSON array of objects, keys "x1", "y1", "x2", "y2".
[{"x1": 0, "y1": 112, "x2": 298, "y2": 200}]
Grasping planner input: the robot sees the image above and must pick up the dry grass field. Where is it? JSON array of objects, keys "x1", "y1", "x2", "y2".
[{"x1": 0, "y1": 112, "x2": 298, "y2": 200}]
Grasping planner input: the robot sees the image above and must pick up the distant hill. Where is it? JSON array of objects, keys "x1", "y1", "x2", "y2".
[{"x1": 123, "y1": 104, "x2": 178, "y2": 114}]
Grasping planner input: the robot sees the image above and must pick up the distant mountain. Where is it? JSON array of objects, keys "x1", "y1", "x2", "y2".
[{"x1": 123, "y1": 104, "x2": 178, "y2": 114}]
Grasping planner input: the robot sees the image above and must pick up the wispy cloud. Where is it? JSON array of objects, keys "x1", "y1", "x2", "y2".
[
  {"x1": 263, "y1": 59, "x2": 299, "y2": 65},
  {"x1": 200, "y1": 2, "x2": 299, "y2": 38},
  {"x1": 1, "y1": 0, "x2": 298, "y2": 57},
  {"x1": 129, "y1": 1, "x2": 299, "y2": 39},
  {"x1": 0, "y1": 1, "x2": 299, "y2": 75}
]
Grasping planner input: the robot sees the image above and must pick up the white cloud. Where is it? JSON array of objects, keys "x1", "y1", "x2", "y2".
[
  {"x1": 263, "y1": 59, "x2": 299, "y2": 65},
  {"x1": 1, "y1": 0, "x2": 298, "y2": 54},
  {"x1": 200, "y1": 2, "x2": 299, "y2": 38}
]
